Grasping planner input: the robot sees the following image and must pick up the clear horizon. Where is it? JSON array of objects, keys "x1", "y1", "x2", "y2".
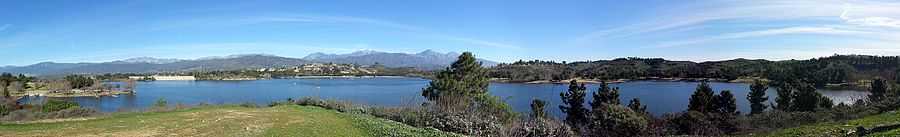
[{"x1": 2, "y1": 0, "x2": 899, "y2": 66}]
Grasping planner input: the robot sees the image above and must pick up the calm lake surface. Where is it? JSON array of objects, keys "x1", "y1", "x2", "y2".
[{"x1": 19, "y1": 77, "x2": 869, "y2": 117}]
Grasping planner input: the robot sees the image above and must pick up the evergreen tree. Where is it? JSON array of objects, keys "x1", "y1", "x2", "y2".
[
  {"x1": 560, "y1": 80, "x2": 589, "y2": 129},
  {"x1": 591, "y1": 81, "x2": 621, "y2": 108},
  {"x1": 818, "y1": 95, "x2": 834, "y2": 109},
  {"x1": 688, "y1": 81, "x2": 716, "y2": 113},
  {"x1": 774, "y1": 82, "x2": 794, "y2": 111},
  {"x1": 791, "y1": 82, "x2": 823, "y2": 112},
  {"x1": 747, "y1": 80, "x2": 769, "y2": 115},
  {"x1": 627, "y1": 98, "x2": 647, "y2": 114},
  {"x1": 531, "y1": 99, "x2": 547, "y2": 118},
  {"x1": 869, "y1": 78, "x2": 888, "y2": 102},
  {"x1": 64, "y1": 75, "x2": 94, "y2": 89},
  {"x1": 714, "y1": 90, "x2": 738, "y2": 115},
  {"x1": 422, "y1": 52, "x2": 490, "y2": 101},
  {"x1": 895, "y1": 69, "x2": 900, "y2": 85}
]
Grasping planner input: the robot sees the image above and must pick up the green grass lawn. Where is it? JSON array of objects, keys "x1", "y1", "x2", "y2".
[
  {"x1": 753, "y1": 111, "x2": 900, "y2": 137},
  {"x1": 0, "y1": 105, "x2": 460, "y2": 137}
]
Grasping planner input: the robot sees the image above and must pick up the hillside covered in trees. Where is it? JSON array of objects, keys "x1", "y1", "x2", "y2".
[{"x1": 489, "y1": 54, "x2": 900, "y2": 87}]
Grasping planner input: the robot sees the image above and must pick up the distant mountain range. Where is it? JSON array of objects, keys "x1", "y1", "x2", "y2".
[
  {"x1": 303, "y1": 49, "x2": 497, "y2": 70},
  {"x1": 0, "y1": 50, "x2": 498, "y2": 76}
]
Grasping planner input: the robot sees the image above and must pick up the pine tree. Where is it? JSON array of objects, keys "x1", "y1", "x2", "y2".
[
  {"x1": 869, "y1": 78, "x2": 888, "y2": 102},
  {"x1": 560, "y1": 80, "x2": 589, "y2": 128},
  {"x1": 688, "y1": 81, "x2": 715, "y2": 113},
  {"x1": 747, "y1": 80, "x2": 769, "y2": 115},
  {"x1": 627, "y1": 98, "x2": 648, "y2": 114},
  {"x1": 422, "y1": 52, "x2": 490, "y2": 101},
  {"x1": 791, "y1": 82, "x2": 823, "y2": 112},
  {"x1": 715, "y1": 90, "x2": 738, "y2": 115},
  {"x1": 531, "y1": 99, "x2": 547, "y2": 118},
  {"x1": 591, "y1": 81, "x2": 621, "y2": 108},
  {"x1": 895, "y1": 69, "x2": 900, "y2": 85},
  {"x1": 774, "y1": 82, "x2": 794, "y2": 111}
]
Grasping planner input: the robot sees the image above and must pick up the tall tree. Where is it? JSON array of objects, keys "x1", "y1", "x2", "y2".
[
  {"x1": 774, "y1": 82, "x2": 794, "y2": 111},
  {"x1": 869, "y1": 78, "x2": 888, "y2": 102},
  {"x1": 560, "y1": 80, "x2": 589, "y2": 129},
  {"x1": 747, "y1": 80, "x2": 769, "y2": 115},
  {"x1": 714, "y1": 90, "x2": 738, "y2": 115},
  {"x1": 591, "y1": 81, "x2": 621, "y2": 108},
  {"x1": 791, "y1": 82, "x2": 826, "y2": 112},
  {"x1": 531, "y1": 99, "x2": 547, "y2": 118},
  {"x1": 422, "y1": 52, "x2": 490, "y2": 101},
  {"x1": 688, "y1": 81, "x2": 716, "y2": 113},
  {"x1": 0, "y1": 73, "x2": 14, "y2": 97},
  {"x1": 64, "y1": 75, "x2": 94, "y2": 89},
  {"x1": 125, "y1": 79, "x2": 137, "y2": 92},
  {"x1": 895, "y1": 69, "x2": 900, "y2": 85},
  {"x1": 627, "y1": 98, "x2": 648, "y2": 114}
]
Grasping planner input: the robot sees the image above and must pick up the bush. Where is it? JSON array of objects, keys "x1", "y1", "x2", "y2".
[
  {"x1": 293, "y1": 96, "x2": 507, "y2": 136},
  {"x1": 268, "y1": 98, "x2": 294, "y2": 107},
  {"x1": 294, "y1": 97, "x2": 358, "y2": 113},
  {"x1": 154, "y1": 98, "x2": 168, "y2": 108},
  {"x1": 1, "y1": 108, "x2": 96, "y2": 122},
  {"x1": 0, "y1": 97, "x2": 17, "y2": 116},
  {"x1": 239, "y1": 102, "x2": 258, "y2": 108},
  {"x1": 590, "y1": 104, "x2": 648, "y2": 137},
  {"x1": 501, "y1": 118, "x2": 575, "y2": 137},
  {"x1": 42, "y1": 100, "x2": 79, "y2": 112},
  {"x1": 473, "y1": 94, "x2": 518, "y2": 123},
  {"x1": 422, "y1": 110, "x2": 503, "y2": 136},
  {"x1": 668, "y1": 111, "x2": 723, "y2": 136}
]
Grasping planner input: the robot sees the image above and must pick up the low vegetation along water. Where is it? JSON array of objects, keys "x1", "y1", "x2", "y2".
[{"x1": 19, "y1": 77, "x2": 868, "y2": 117}]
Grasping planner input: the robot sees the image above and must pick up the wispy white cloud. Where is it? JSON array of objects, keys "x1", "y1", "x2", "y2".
[
  {"x1": 576, "y1": 0, "x2": 900, "y2": 48},
  {"x1": 655, "y1": 26, "x2": 871, "y2": 48},
  {"x1": 840, "y1": 2, "x2": 900, "y2": 29},
  {"x1": 151, "y1": 14, "x2": 520, "y2": 49}
]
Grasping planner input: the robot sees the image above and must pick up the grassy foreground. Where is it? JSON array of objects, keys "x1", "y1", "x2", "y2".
[
  {"x1": 754, "y1": 111, "x2": 900, "y2": 137},
  {"x1": 0, "y1": 105, "x2": 459, "y2": 137}
]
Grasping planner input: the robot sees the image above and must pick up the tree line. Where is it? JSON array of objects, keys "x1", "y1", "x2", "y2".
[{"x1": 490, "y1": 55, "x2": 900, "y2": 87}]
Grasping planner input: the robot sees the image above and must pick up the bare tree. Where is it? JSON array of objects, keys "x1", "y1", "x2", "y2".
[
  {"x1": 0, "y1": 81, "x2": 7, "y2": 97},
  {"x1": 125, "y1": 79, "x2": 136, "y2": 93},
  {"x1": 48, "y1": 80, "x2": 72, "y2": 94},
  {"x1": 90, "y1": 79, "x2": 103, "y2": 93},
  {"x1": 10, "y1": 81, "x2": 24, "y2": 94}
]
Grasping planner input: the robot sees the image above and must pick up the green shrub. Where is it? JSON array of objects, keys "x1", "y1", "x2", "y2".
[
  {"x1": 239, "y1": 102, "x2": 258, "y2": 108},
  {"x1": 154, "y1": 97, "x2": 168, "y2": 108},
  {"x1": 590, "y1": 104, "x2": 649, "y2": 137},
  {"x1": 668, "y1": 111, "x2": 722, "y2": 136},
  {"x1": 42, "y1": 100, "x2": 80, "y2": 112}
]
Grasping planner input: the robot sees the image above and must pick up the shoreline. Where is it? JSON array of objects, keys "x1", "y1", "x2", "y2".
[
  {"x1": 492, "y1": 77, "x2": 741, "y2": 84},
  {"x1": 12, "y1": 90, "x2": 133, "y2": 98}
]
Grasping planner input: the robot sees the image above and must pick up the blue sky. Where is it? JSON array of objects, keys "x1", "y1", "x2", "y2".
[{"x1": 1, "y1": 0, "x2": 899, "y2": 66}]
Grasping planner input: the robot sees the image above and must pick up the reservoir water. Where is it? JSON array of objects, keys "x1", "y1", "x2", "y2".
[{"x1": 19, "y1": 77, "x2": 869, "y2": 117}]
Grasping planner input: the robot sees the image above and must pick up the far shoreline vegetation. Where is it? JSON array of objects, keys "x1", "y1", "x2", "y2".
[{"x1": 2, "y1": 53, "x2": 900, "y2": 136}]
